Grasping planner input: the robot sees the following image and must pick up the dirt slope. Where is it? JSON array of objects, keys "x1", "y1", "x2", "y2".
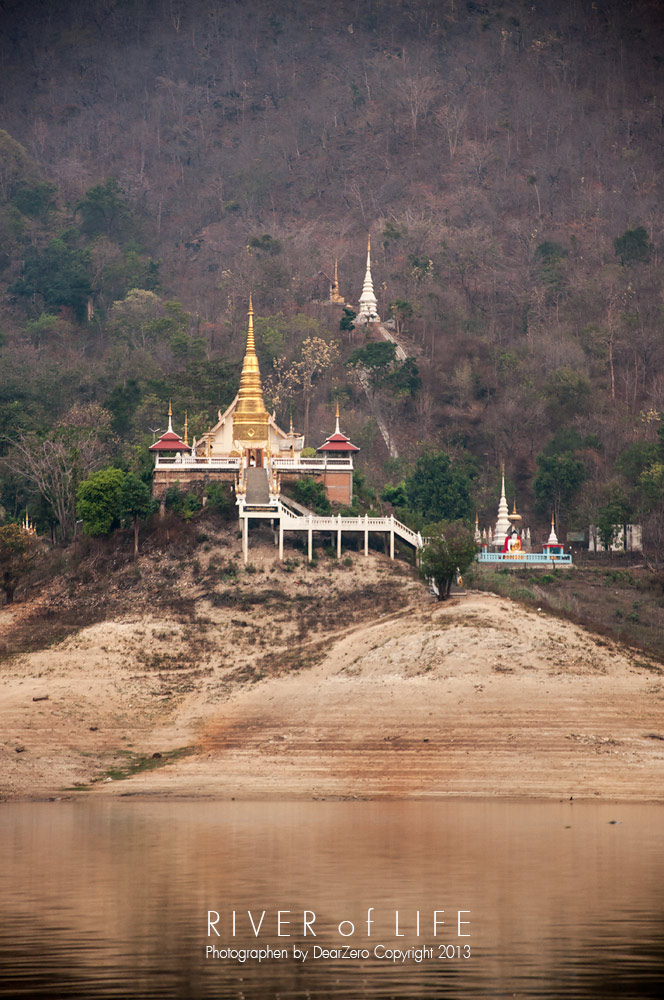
[{"x1": 1, "y1": 549, "x2": 663, "y2": 802}]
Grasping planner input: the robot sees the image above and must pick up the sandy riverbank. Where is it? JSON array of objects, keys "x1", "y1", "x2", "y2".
[{"x1": 1, "y1": 549, "x2": 663, "y2": 803}]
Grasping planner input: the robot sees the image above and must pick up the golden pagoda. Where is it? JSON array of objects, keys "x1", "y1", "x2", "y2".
[
  {"x1": 330, "y1": 258, "x2": 345, "y2": 304},
  {"x1": 232, "y1": 294, "x2": 270, "y2": 448}
]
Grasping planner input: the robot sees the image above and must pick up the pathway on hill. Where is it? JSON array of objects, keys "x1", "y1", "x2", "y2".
[{"x1": 353, "y1": 321, "x2": 417, "y2": 460}]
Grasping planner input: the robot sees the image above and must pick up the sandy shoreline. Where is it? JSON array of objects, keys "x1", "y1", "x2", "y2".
[{"x1": 2, "y1": 554, "x2": 663, "y2": 804}]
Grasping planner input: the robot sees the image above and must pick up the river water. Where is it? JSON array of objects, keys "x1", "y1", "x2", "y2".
[{"x1": 0, "y1": 799, "x2": 662, "y2": 998}]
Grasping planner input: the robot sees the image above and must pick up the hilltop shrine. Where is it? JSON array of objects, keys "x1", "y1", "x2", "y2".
[
  {"x1": 151, "y1": 295, "x2": 356, "y2": 506},
  {"x1": 150, "y1": 296, "x2": 422, "y2": 562}
]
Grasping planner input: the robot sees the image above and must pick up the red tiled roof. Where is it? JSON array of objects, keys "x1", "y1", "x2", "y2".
[
  {"x1": 149, "y1": 430, "x2": 191, "y2": 452},
  {"x1": 317, "y1": 430, "x2": 360, "y2": 453}
]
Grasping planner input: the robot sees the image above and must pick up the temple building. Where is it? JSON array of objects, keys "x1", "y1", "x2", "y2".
[{"x1": 151, "y1": 296, "x2": 358, "y2": 507}]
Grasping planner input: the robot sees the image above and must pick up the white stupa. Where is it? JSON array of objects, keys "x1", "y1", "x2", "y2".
[
  {"x1": 546, "y1": 514, "x2": 559, "y2": 546},
  {"x1": 493, "y1": 463, "x2": 511, "y2": 549},
  {"x1": 357, "y1": 234, "x2": 380, "y2": 324}
]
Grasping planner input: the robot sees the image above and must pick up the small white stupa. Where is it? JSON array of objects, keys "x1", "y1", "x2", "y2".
[
  {"x1": 357, "y1": 234, "x2": 380, "y2": 324},
  {"x1": 546, "y1": 514, "x2": 559, "y2": 546},
  {"x1": 493, "y1": 462, "x2": 511, "y2": 549}
]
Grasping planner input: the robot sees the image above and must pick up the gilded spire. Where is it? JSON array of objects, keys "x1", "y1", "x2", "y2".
[
  {"x1": 335, "y1": 401, "x2": 340, "y2": 434},
  {"x1": 233, "y1": 294, "x2": 269, "y2": 444},
  {"x1": 330, "y1": 257, "x2": 344, "y2": 303},
  {"x1": 168, "y1": 399, "x2": 173, "y2": 433},
  {"x1": 184, "y1": 411, "x2": 188, "y2": 447}
]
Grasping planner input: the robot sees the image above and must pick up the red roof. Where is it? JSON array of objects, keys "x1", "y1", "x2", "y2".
[
  {"x1": 317, "y1": 430, "x2": 360, "y2": 453},
  {"x1": 149, "y1": 430, "x2": 191, "y2": 452}
]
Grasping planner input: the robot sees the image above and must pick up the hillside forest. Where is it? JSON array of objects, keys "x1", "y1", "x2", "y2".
[{"x1": 2, "y1": 0, "x2": 664, "y2": 558}]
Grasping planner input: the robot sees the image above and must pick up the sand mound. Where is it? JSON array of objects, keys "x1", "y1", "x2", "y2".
[{"x1": 4, "y1": 570, "x2": 660, "y2": 801}]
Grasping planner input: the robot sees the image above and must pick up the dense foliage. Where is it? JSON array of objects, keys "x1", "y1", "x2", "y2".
[
  {"x1": 419, "y1": 521, "x2": 478, "y2": 601},
  {"x1": 1, "y1": 0, "x2": 664, "y2": 555}
]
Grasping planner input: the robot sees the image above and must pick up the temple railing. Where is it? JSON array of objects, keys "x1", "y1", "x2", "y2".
[
  {"x1": 155, "y1": 455, "x2": 353, "y2": 472},
  {"x1": 276, "y1": 507, "x2": 422, "y2": 548},
  {"x1": 476, "y1": 552, "x2": 573, "y2": 565},
  {"x1": 155, "y1": 456, "x2": 241, "y2": 469},
  {"x1": 273, "y1": 457, "x2": 353, "y2": 470}
]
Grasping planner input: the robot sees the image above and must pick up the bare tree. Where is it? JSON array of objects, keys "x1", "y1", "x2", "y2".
[{"x1": 3, "y1": 404, "x2": 115, "y2": 543}]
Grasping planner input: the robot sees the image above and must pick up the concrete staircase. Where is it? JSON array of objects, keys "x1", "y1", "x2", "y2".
[{"x1": 245, "y1": 467, "x2": 270, "y2": 506}]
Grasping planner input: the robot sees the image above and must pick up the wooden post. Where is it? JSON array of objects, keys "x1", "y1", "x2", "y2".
[
  {"x1": 279, "y1": 519, "x2": 284, "y2": 561},
  {"x1": 364, "y1": 514, "x2": 369, "y2": 558},
  {"x1": 390, "y1": 515, "x2": 395, "y2": 560},
  {"x1": 337, "y1": 513, "x2": 342, "y2": 559},
  {"x1": 308, "y1": 514, "x2": 313, "y2": 563}
]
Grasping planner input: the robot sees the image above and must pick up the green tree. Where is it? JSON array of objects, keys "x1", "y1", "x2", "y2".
[
  {"x1": 204, "y1": 482, "x2": 233, "y2": 517},
  {"x1": 12, "y1": 181, "x2": 57, "y2": 219},
  {"x1": 419, "y1": 521, "x2": 477, "y2": 601},
  {"x1": 614, "y1": 226, "x2": 652, "y2": 266},
  {"x1": 11, "y1": 237, "x2": 92, "y2": 320},
  {"x1": 405, "y1": 451, "x2": 474, "y2": 523},
  {"x1": 388, "y1": 298, "x2": 414, "y2": 335},
  {"x1": 533, "y1": 452, "x2": 586, "y2": 527},
  {"x1": 77, "y1": 468, "x2": 125, "y2": 536},
  {"x1": 164, "y1": 485, "x2": 202, "y2": 519},
  {"x1": 120, "y1": 472, "x2": 153, "y2": 557},
  {"x1": 596, "y1": 500, "x2": 627, "y2": 554},
  {"x1": 340, "y1": 306, "x2": 356, "y2": 337},
  {"x1": 77, "y1": 178, "x2": 131, "y2": 241},
  {"x1": 0, "y1": 523, "x2": 37, "y2": 605},
  {"x1": 0, "y1": 130, "x2": 35, "y2": 202},
  {"x1": 106, "y1": 380, "x2": 142, "y2": 437},
  {"x1": 543, "y1": 367, "x2": 591, "y2": 421},
  {"x1": 292, "y1": 475, "x2": 331, "y2": 515},
  {"x1": 348, "y1": 341, "x2": 397, "y2": 371},
  {"x1": 378, "y1": 357, "x2": 421, "y2": 397}
]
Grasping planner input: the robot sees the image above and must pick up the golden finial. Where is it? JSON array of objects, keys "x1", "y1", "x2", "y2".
[
  {"x1": 184, "y1": 411, "x2": 188, "y2": 446},
  {"x1": 167, "y1": 399, "x2": 173, "y2": 433},
  {"x1": 335, "y1": 401, "x2": 340, "y2": 434}
]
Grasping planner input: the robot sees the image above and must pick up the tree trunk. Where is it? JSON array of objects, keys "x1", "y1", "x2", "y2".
[
  {"x1": 133, "y1": 516, "x2": 139, "y2": 559},
  {"x1": 304, "y1": 390, "x2": 311, "y2": 443}
]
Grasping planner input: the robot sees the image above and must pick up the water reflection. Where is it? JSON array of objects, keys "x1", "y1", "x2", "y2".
[{"x1": 0, "y1": 800, "x2": 662, "y2": 998}]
